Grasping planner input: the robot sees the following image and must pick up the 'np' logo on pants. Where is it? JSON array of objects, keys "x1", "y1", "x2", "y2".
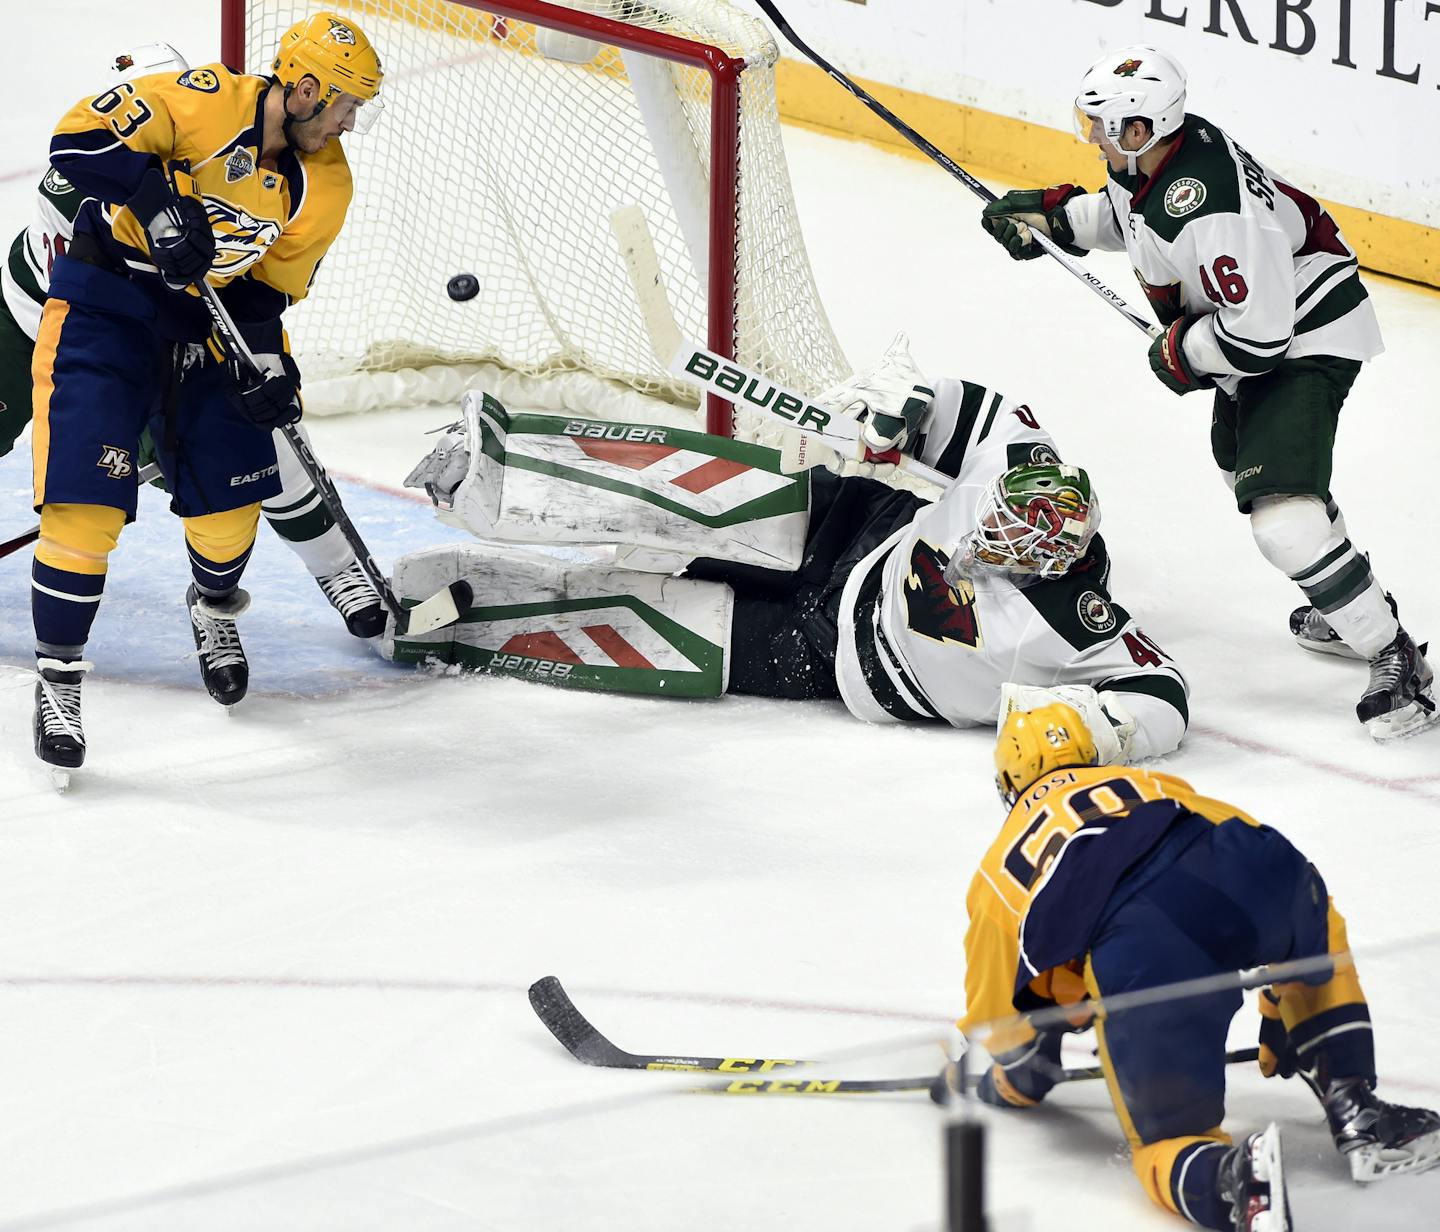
[{"x1": 96, "y1": 445, "x2": 133, "y2": 479}]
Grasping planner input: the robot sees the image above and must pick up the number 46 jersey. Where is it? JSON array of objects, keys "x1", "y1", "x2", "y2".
[
  {"x1": 1062, "y1": 114, "x2": 1382, "y2": 395},
  {"x1": 832, "y1": 377, "x2": 1189, "y2": 762}
]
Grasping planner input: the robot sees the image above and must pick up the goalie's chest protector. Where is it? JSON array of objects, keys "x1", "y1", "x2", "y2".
[{"x1": 834, "y1": 482, "x2": 1085, "y2": 727}]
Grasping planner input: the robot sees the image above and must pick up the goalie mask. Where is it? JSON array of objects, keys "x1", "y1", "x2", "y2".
[
  {"x1": 1074, "y1": 44, "x2": 1186, "y2": 175},
  {"x1": 950, "y1": 463, "x2": 1099, "y2": 583},
  {"x1": 994, "y1": 702, "x2": 1098, "y2": 808}
]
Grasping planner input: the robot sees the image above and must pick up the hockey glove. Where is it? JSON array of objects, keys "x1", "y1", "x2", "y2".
[
  {"x1": 980, "y1": 186, "x2": 1087, "y2": 261},
  {"x1": 975, "y1": 1029, "x2": 1065, "y2": 1109},
  {"x1": 816, "y1": 332, "x2": 934, "y2": 453},
  {"x1": 227, "y1": 351, "x2": 303, "y2": 429},
  {"x1": 1257, "y1": 987, "x2": 1300, "y2": 1080},
  {"x1": 1148, "y1": 314, "x2": 1214, "y2": 395},
  {"x1": 128, "y1": 166, "x2": 216, "y2": 290}
]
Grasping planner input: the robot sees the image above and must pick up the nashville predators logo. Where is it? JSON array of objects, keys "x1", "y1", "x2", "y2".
[
  {"x1": 202, "y1": 196, "x2": 282, "y2": 277},
  {"x1": 178, "y1": 68, "x2": 220, "y2": 93},
  {"x1": 904, "y1": 540, "x2": 982, "y2": 649},
  {"x1": 1114, "y1": 59, "x2": 1143, "y2": 77},
  {"x1": 96, "y1": 445, "x2": 133, "y2": 479},
  {"x1": 327, "y1": 19, "x2": 358, "y2": 45}
]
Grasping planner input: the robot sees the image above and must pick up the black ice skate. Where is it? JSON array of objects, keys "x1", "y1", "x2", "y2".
[
  {"x1": 315, "y1": 561, "x2": 386, "y2": 638},
  {"x1": 33, "y1": 657, "x2": 92, "y2": 769},
  {"x1": 187, "y1": 583, "x2": 251, "y2": 706},
  {"x1": 1289, "y1": 592, "x2": 1397, "y2": 660},
  {"x1": 1323, "y1": 1078, "x2": 1440, "y2": 1182},
  {"x1": 1355, "y1": 628, "x2": 1438, "y2": 741},
  {"x1": 1217, "y1": 1123, "x2": 1290, "y2": 1231}
]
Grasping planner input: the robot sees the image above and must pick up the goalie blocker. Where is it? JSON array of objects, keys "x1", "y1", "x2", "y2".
[{"x1": 384, "y1": 380, "x2": 1188, "y2": 761}]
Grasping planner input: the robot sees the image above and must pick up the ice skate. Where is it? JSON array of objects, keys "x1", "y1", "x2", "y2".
[
  {"x1": 1218, "y1": 1123, "x2": 1291, "y2": 1231},
  {"x1": 187, "y1": 584, "x2": 251, "y2": 706},
  {"x1": 33, "y1": 658, "x2": 93, "y2": 781},
  {"x1": 1323, "y1": 1078, "x2": 1440, "y2": 1182},
  {"x1": 1355, "y1": 628, "x2": 1439, "y2": 742},
  {"x1": 1289, "y1": 592, "x2": 1396, "y2": 660},
  {"x1": 315, "y1": 560, "x2": 386, "y2": 638}
]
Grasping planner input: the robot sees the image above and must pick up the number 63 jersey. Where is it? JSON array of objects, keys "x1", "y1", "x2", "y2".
[
  {"x1": 832, "y1": 378, "x2": 1189, "y2": 762},
  {"x1": 1062, "y1": 114, "x2": 1382, "y2": 395}
]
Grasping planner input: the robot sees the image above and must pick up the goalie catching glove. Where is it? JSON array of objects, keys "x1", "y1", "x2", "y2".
[
  {"x1": 980, "y1": 186, "x2": 1087, "y2": 261},
  {"x1": 815, "y1": 331, "x2": 934, "y2": 453}
]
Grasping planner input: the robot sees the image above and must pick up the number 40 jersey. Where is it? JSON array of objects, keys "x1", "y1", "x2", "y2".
[{"x1": 833, "y1": 377, "x2": 1189, "y2": 762}]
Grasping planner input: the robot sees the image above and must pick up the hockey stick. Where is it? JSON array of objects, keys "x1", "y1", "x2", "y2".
[
  {"x1": 753, "y1": 1, "x2": 1160, "y2": 341},
  {"x1": 1, "y1": 462, "x2": 162, "y2": 563},
  {"x1": 165, "y1": 164, "x2": 472, "y2": 637},
  {"x1": 530, "y1": 975, "x2": 1258, "y2": 1098}
]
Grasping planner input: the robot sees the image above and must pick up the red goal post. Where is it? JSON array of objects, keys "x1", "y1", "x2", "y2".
[{"x1": 220, "y1": 0, "x2": 848, "y2": 435}]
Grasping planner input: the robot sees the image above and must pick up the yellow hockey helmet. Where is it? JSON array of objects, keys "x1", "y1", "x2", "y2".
[
  {"x1": 272, "y1": 12, "x2": 383, "y2": 106},
  {"x1": 993, "y1": 703, "x2": 1098, "y2": 807}
]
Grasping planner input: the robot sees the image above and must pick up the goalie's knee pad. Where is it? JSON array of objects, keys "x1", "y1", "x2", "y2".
[{"x1": 1248, "y1": 495, "x2": 1338, "y2": 578}]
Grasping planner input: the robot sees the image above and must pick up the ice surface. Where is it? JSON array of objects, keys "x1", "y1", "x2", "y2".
[{"x1": 1, "y1": 4, "x2": 1437, "y2": 1229}]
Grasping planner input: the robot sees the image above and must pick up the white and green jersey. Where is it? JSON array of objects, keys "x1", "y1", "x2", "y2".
[
  {"x1": 834, "y1": 377, "x2": 1189, "y2": 761},
  {"x1": 1063, "y1": 114, "x2": 1382, "y2": 395},
  {"x1": 2, "y1": 167, "x2": 83, "y2": 341}
]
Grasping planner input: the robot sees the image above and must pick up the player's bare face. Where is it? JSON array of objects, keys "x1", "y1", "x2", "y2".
[{"x1": 289, "y1": 97, "x2": 357, "y2": 153}]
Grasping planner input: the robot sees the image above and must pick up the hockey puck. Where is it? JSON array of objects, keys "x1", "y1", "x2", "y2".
[{"x1": 447, "y1": 273, "x2": 479, "y2": 302}]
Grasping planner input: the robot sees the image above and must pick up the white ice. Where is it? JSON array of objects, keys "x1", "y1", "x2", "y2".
[{"x1": 1, "y1": 4, "x2": 1437, "y2": 1229}]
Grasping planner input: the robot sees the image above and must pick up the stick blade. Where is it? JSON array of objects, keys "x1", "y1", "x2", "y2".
[
  {"x1": 397, "y1": 579, "x2": 473, "y2": 636},
  {"x1": 529, "y1": 976, "x2": 625, "y2": 1067}
]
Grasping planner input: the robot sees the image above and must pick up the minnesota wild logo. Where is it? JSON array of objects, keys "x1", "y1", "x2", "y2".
[
  {"x1": 904, "y1": 540, "x2": 982, "y2": 649},
  {"x1": 1114, "y1": 58, "x2": 1143, "y2": 77}
]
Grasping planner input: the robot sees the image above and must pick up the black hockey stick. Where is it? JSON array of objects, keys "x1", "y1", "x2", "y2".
[
  {"x1": 753, "y1": 1, "x2": 1159, "y2": 340},
  {"x1": 529, "y1": 976, "x2": 1258, "y2": 1098},
  {"x1": 164, "y1": 163, "x2": 471, "y2": 637}
]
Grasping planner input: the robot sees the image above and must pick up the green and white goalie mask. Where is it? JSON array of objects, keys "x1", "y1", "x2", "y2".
[
  {"x1": 404, "y1": 390, "x2": 809, "y2": 572},
  {"x1": 948, "y1": 463, "x2": 1100, "y2": 584},
  {"x1": 381, "y1": 542, "x2": 734, "y2": 698}
]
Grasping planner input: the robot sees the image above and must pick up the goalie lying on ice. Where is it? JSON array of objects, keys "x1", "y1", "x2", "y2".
[{"x1": 387, "y1": 366, "x2": 1189, "y2": 762}]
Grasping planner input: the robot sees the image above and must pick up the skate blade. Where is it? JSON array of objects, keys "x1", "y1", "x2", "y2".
[
  {"x1": 1348, "y1": 1128, "x2": 1440, "y2": 1183},
  {"x1": 1365, "y1": 699, "x2": 1440, "y2": 743},
  {"x1": 47, "y1": 767, "x2": 72, "y2": 793},
  {"x1": 1295, "y1": 636, "x2": 1364, "y2": 661}
]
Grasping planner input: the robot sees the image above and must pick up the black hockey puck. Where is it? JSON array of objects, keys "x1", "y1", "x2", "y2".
[{"x1": 447, "y1": 273, "x2": 479, "y2": 302}]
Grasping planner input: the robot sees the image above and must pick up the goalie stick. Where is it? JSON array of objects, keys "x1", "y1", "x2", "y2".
[
  {"x1": 165, "y1": 162, "x2": 471, "y2": 638},
  {"x1": 608, "y1": 204, "x2": 949, "y2": 501},
  {"x1": 529, "y1": 975, "x2": 1258, "y2": 1098},
  {"x1": 753, "y1": 1, "x2": 1160, "y2": 342}
]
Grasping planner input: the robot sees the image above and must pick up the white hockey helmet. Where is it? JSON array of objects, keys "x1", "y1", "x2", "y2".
[
  {"x1": 1074, "y1": 45, "x2": 1186, "y2": 174},
  {"x1": 110, "y1": 43, "x2": 189, "y2": 82}
]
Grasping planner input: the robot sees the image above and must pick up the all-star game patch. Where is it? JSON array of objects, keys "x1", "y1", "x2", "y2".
[
  {"x1": 225, "y1": 146, "x2": 256, "y2": 183},
  {"x1": 1164, "y1": 177, "x2": 1207, "y2": 218},
  {"x1": 1077, "y1": 590, "x2": 1117, "y2": 634}
]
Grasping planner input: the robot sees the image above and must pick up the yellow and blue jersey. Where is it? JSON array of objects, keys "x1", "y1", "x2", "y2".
[
  {"x1": 49, "y1": 64, "x2": 350, "y2": 338},
  {"x1": 958, "y1": 765, "x2": 1262, "y2": 1044}
]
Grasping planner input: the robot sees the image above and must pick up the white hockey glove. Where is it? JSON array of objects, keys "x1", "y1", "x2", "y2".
[
  {"x1": 815, "y1": 332, "x2": 935, "y2": 453},
  {"x1": 403, "y1": 423, "x2": 471, "y2": 509},
  {"x1": 778, "y1": 429, "x2": 945, "y2": 500},
  {"x1": 997, "y1": 683, "x2": 1138, "y2": 765}
]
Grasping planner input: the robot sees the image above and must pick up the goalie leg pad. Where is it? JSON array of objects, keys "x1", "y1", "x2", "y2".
[
  {"x1": 407, "y1": 390, "x2": 809, "y2": 571},
  {"x1": 382, "y1": 541, "x2": 733, "y2": 698}
]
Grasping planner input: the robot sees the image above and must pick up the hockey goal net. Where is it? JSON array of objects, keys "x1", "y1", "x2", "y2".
[{"x1": 221, "y1": 0, "x2": 850, "y2": 432}]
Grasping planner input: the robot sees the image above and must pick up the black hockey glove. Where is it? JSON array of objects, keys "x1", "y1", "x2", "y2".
[
  {"x1": 1147, "y1": 313, "x2": 1215, "y2": 395},
  {"x1": 227, "y1": 351, "x2": 302, "y2": 429},
  {"x1": 980, "y1": 186, "x2": 1087, "y2": 261},
  {"x1": 974, "y1": 1029, "x2": 1065, "y2": 1109},
  {"x1": 127, "y1": 167, "x2": 216, "y2": 290}
]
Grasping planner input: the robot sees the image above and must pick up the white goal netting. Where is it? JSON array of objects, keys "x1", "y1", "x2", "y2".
[{"x1": 230, "y1": 0, "x2": 850, "y2": 425}]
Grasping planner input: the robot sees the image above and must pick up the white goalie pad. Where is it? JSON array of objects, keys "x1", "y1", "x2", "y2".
[
  {"x1": 406, "y1": 390, "x2": 808, "y2": 572},
  {"x1": 382, "y1": 541, "x2": 734, "y2": 698}
]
